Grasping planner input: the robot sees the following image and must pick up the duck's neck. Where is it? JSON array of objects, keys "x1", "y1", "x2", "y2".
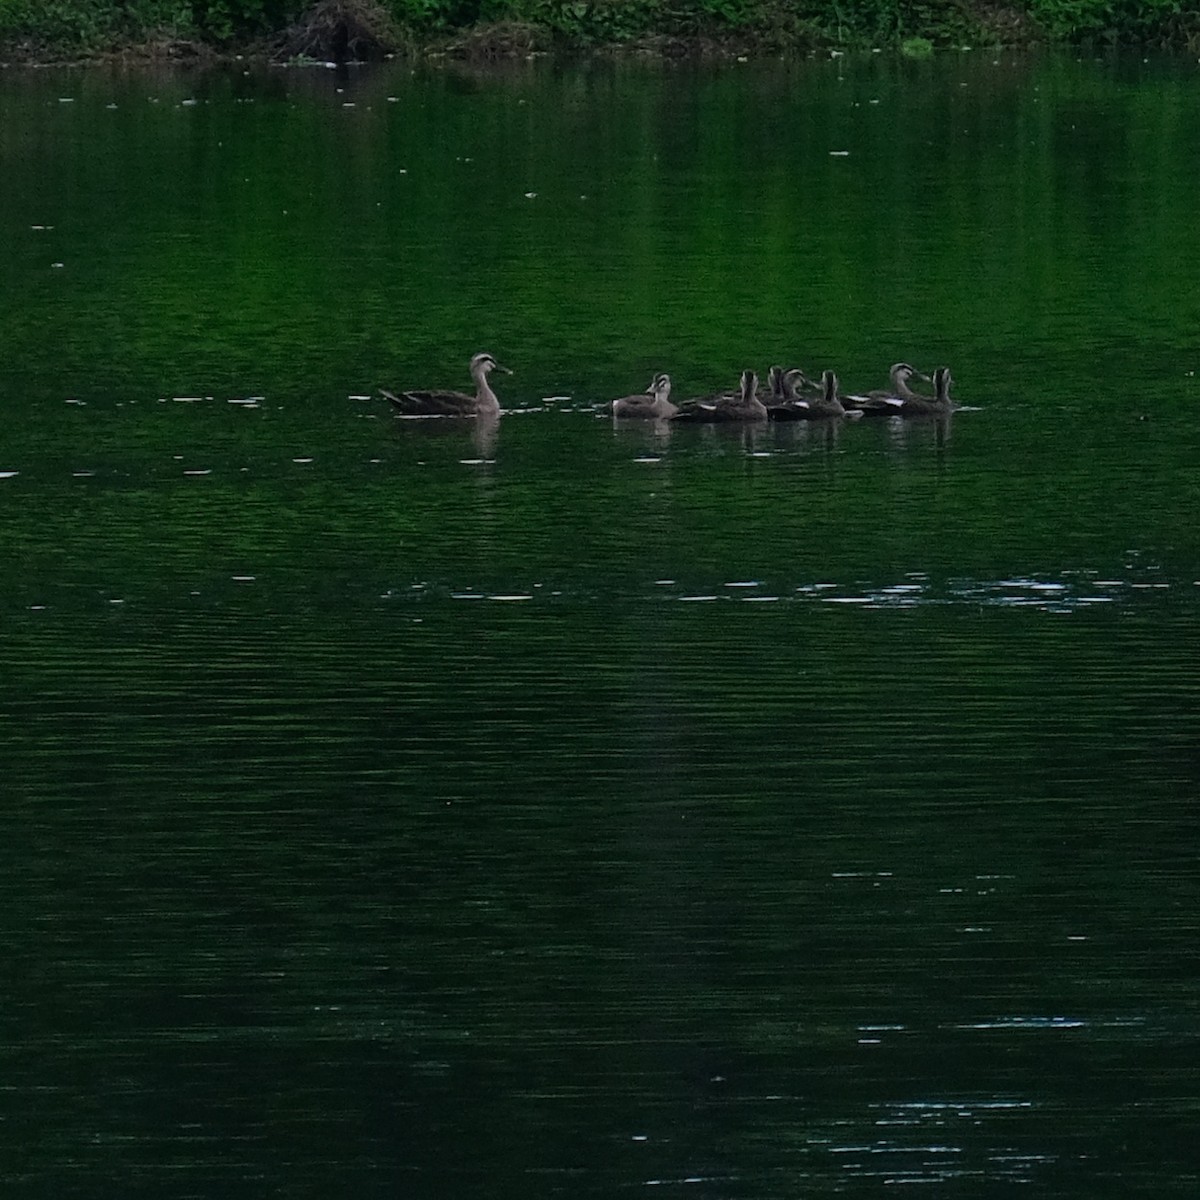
[
  {"x1": 824, "y1": 376, "x2": 844, "y2": 413},
  {"x1": 473, "y1": 369, "x2": 499, "y2": 412},
  {"x1": 933, "y1": 371, "x2": 953, "y2": 408},
  {"x1": 742, "y1": 376, "x2": 766, "y2": 415}
]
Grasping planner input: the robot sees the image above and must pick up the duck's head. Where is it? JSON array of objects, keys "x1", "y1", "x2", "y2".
[
  {"x1": 472, "y1": 352, "x2": 512, "y2": 376},
  {"x1": 740, "y1": 368, "x2": 758, "y2": 399},
  {"x1": 933, "y1": 366, "x2": 953, "y2": 398},
  {"x1": 646, "y1": 372, "x2": 671, "y2": 397},
  {"x1": 821, "y1": 369, "x2": 839, "y2": 400},
  {"x1": 783, "y1": 368, "x2": 813, "y2": 397},
  {"x1": 890, "y1": 362, "x2": 930, "y2": 385}
]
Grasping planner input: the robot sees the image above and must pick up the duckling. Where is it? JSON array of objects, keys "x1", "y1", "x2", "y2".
[
  {"x1": 382, "y1": 352, "x2": 512, "y2": 417},
  {"x1": 672, "y1": 369, "x2": 768, "y2": 422},
  {"x1": 611, "y1": 373, "x2": 678, "y2": 419},
  {"x1": 843, "y1": 362, "x2": 930, "y2": 414},
  {"x1": 769, "y1": 370, "x2": 862, "y2": 421},
  {"x1": 894, "y1": 366, "x2": 956, "y2": 417}
]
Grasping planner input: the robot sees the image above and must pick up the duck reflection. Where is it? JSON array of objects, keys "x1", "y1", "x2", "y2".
[{"x1": 391, "y1": 410, "x2": 499, "y2": 461}]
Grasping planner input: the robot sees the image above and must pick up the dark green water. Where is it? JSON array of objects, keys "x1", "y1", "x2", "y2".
[{"x1": 2, "y1": 50, "x2": 1198, "y2": 1198}]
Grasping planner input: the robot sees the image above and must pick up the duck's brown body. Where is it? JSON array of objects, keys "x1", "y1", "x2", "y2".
[{"x1": 383, "y1": 352, "x2": 511, "y2": 417}]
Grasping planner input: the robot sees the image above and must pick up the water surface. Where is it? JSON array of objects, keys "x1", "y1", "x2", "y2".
[{"x1": 2, "y1": 49, "x2": 1198, "y2": 1199}]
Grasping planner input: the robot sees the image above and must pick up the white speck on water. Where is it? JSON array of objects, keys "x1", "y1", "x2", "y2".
[
  {"x1": 0, "y1": 471, "x2": 18, "y2": 479},
  {"x1": 292, "y1": 457, "x2": 314, "y2": 464},
  {"x1": 183, "y1": 469, "x2": 211, "y2": 476},
  {"x1": 232, "y1": 575, "x2": 255, "y2": 582},
  {"x1": 51, "y1": 262, "x2": 64, "y2": 268},
  {"x1": 830, "y1": 150, "x2": 850, "y2": 156},
  {"x1": 524, "y1": 191, "x2": 537, "y2": 199},
  {"x1": 488, "y1": 594, "x2": 533, "y2": 602}
]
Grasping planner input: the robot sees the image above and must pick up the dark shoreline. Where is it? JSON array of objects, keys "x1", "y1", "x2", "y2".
[{"x1": 2, "y1": 3, "x2": 1199, "y2": 70}]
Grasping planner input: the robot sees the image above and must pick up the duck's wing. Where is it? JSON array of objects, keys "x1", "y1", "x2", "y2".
[
  {"x1": 670, "y1": 400, "x2": 722, "y2": 422},
  {"x1": 844, "y1": 393, "x2": 904, "y2": 415},
  {"x1": 767, "y1": 400, "x2": 813, "y2": 422},
  {"x1": 386, "y1": 388, "x2": 478, "y2": 417}
]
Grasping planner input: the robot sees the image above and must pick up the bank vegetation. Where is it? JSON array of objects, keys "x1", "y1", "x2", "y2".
[{"x1": 1, "y1": 0, "x2": 1197, "y2": 62}]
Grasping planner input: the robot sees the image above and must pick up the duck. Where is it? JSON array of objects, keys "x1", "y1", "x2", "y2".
[
  {"x1": 381, "y1": 352, "x2": 512, "y2": 417},
  {"x1": 672, "y1": 369, "x2": 768, "y2": 422},
  {"x1": 611, "y1": 373, "x2": 678, "y2": 419},
  {"x1": 894, "y1": 366, "x2": 955, "y2": 417},
  {"x1": 768, "y1": 370, "x2": 863, "y2": 421},
  {"x1": 843, "y1": 362, "x2": 930, "y2": 414},
  {"x1": 762, "y1": 366, "x2": 818, "y2": 409}
]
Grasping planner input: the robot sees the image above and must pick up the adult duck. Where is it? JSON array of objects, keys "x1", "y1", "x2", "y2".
[
  {"x1": 672, "y1": 369, "x2": 768, "y2": 422},
  {"x1": 769, "y1": 370, "x2": 862, "y2": 421},
  {"x1": 382, "y1": 352, "x2": 512, "y2": 417},
  {"x1": 763, "y1": 366, "x2": 818, "y2": 409},
  {"x1": 843, "y1": 362, "x2": 930, "y2": 414},
  {"x1": 611, "y1": 373, "x2": 678, "y2": 419},
  {"x1": 894, "y1": 366, "x2": 955, "y2": 417}
]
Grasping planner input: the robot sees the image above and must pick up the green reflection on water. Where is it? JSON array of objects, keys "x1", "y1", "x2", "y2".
[{"x1": 2, "y1": 49, "x2": 1199, "y2": 1200}]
